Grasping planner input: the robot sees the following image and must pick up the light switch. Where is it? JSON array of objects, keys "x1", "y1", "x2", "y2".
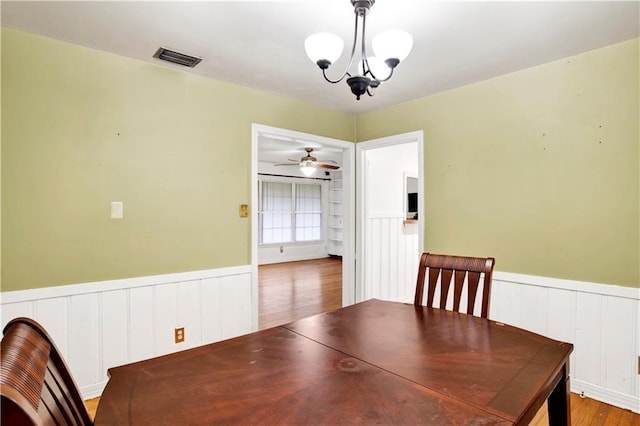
[
  {"x1": 239, "y1": 204, "x2": 249, "y2": 218},
  {"x1": 110, "y1": 201, "x2": 124, "y2": 219}
]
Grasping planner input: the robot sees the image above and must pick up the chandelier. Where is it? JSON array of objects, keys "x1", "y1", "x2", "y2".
[{"x1": 304, "y1": 0, "x2": 413, "y2": 100}]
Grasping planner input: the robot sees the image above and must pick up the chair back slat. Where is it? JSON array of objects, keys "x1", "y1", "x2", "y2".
[
  {"x1": 439, "y1": 269, "x2": 453, "y2": 310},
  {"x1": 466, "y1": 271, "x2": 481, "y2": 315},
  {"x1": 426, "y1": 268, "x2": 439, "y2": 308},
  {"x1": 414, "y1": 253, "x2": 495, "y2": 318},
  {"x1": 452, "y1": 270, "x2": 466, "y2": 312},
  {"x1": 1, "y1": 317, "x2": 93, "y2": 426}
]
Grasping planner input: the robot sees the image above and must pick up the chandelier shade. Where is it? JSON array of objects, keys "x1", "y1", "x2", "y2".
[
  {"x1": 372, "y1": 30, "x2": 414, "y2": 63},
  {"x1": 305, "y1": 0, "x2": 413, "y2": 100},
  {"x1": 304, "y1": 33, "x2": 344, "y2": 65}
]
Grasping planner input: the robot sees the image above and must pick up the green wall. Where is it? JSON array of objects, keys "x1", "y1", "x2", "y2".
[
  {"x1": 1, "y1": 28, "x2": 354, "y2": 291},
  {"x1": 3, "y1": 28, "x2": 638, "y2": 291},
  {"x1": 357, "y1": 39, "x2": 639, "y2": 288}
]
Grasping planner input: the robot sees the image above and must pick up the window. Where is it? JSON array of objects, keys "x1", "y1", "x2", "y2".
[
  {"x1": 259, "y1": 179, "x2": 323, "y2": 245},
  {"x1": 295, "y1": 183, "x2": 322, "y2": 241},
  {"x1": 261, "y1": 182, "x2": 292, "y2": 244}
]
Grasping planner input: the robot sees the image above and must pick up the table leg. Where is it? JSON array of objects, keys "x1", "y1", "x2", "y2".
[{"x1": 547, "y1": 363, "x2": 571, "y2": 426}]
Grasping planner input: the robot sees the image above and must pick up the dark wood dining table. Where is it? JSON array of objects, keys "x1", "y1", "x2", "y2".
[{"x1": 95, "y1": 299, "x2": 573, "y2": 425}]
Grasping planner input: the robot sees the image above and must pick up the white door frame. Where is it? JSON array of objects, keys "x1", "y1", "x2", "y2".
[
  {"x1": 251, "y1": 124, "x2": 356, "y2": 330},
  {"x1": 355, "y1": 131, "x2": 424, "y2": 303}
]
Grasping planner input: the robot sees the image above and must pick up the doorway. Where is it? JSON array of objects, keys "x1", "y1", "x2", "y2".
[
  {"x1": 356, "y1": 131, "x2": 424, "y2": 303},
  {"x1": 251, "y1": 124, "x2": 355, "y2": 330}
]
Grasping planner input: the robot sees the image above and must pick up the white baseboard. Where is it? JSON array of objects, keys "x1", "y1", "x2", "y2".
[{"x1": 572, "y1": 379, "x2": 640, "y2": 414}]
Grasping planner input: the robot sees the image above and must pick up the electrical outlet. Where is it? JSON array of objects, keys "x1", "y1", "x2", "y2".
[{"x1": 175, "y1": 327, "x2": 185, "y2": 343}]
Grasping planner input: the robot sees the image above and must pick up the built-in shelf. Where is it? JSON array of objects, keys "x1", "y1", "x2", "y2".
[{"x1": 327, "y1": 171, "x2": 343, "y2": 257}]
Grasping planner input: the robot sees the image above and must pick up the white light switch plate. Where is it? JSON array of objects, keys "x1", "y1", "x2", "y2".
[{"x1": 110, "y1": 201, "x2": 124, "y2": 219}]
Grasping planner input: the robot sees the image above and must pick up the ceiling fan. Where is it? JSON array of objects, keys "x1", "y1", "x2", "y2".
[{"x1": 275, "y1": 147, "x2": 340, "y2": 176}]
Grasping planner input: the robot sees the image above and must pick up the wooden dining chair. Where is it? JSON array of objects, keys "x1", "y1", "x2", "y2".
[
  {"x1": 1, "y1": 317, "x2": 94, "y2": 426},
  {"x1": 414, "y1": 253, "x2": 495, "y2": 318}
]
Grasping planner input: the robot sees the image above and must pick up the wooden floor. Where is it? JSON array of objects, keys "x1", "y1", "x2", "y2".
[
  {"x1": 258, "y1": 257, "x2": 343, "y2": 330},
  {"x1": 530, "y1": 394, "x2": 639, "y2": 425},
  {"x1": 85, "y1": 257, "x2": 639, "y2": 424}
]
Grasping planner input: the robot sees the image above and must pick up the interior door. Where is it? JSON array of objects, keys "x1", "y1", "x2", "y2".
[{"x1": 355, "y1": 131, "x2": 424, "y2": 303}]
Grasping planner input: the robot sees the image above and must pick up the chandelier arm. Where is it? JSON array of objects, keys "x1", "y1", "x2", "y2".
[
  {"x1": 319, "y1": 12, "x2": 361, "y2": 84},
  {"x1": 375, "y1": 66, "x2": 395, "y2": 83}
]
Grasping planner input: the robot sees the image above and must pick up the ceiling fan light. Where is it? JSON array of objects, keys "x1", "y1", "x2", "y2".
[
  {"x1": 372, "y1": 30, "x2": 413, "y2": 64},
  {"x1": 300, "y1": 165, "x2": 316, "y2": 176},
  {"x1": 305, "y1": 33, "x2": 344, "y2": 65}
]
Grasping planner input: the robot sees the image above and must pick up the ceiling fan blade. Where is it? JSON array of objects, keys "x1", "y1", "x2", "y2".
[
  {"x1": 317, "y1": 163, "x2": 340, "y2": 170},
  {"x1": 273, "y1": 163, "x2": 298, "y2": 167}
]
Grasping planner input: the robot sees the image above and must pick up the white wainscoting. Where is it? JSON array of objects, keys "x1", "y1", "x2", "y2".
[
  {"x1": 363, "y1": 214, "x2": 420, "y2": 302},
  {"x1": 0, "y1": 266, "x2": 254, "y2": 399},
  {"x1": 491, "y1": 272, "x2": 640, "y2": 414}
]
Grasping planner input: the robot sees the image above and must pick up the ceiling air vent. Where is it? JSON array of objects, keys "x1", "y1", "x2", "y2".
[{"x1": 153, "y1": 47, "x2": 202, "y2": 68}]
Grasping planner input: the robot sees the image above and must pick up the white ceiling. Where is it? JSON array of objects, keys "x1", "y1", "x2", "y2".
[
  {"x1": 3, "y1": 1, "x2": 638, "y2": 115},
  {"x1": 2, "y1": 1, "x2": 638, "y2": 166}
]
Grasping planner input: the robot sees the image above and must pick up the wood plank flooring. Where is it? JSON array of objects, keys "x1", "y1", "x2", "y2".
[
  {"x1": 85, "y1": 257, "x2": 639, "y2": 424},
  {"x1": 258, "y1": 257, "x2": 343, "y2": 330},
  {"x1": 530, "y1": 394, "x2": 640, "y2": 425}
]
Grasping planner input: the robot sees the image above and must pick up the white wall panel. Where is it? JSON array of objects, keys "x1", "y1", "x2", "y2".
[
  {"x1": 0, "y1": 300, "x2": 33, "y2": 327},
  {"x1": 34, "y1": 297, "x2": 69, "y2": 356},
  {"x1": 574, "y1": 292, "x2": 602, "y2": 385},
  {"x1": 154, "y1": 283, "x2": 178, "y2": 356},
  {"x1": 69, "y1": 293, "x2": 100, "y2": 389},
  {"x1": 177, "y1": 280, "x2": 203, "y2": 350},
  {"x1": 364, "y1": 216, "x2": 419, "y2": 303},
  {"x1": 0, "y1": 266, "x2": 253, "y2": 399},
  {"x1": 520, "y1": 285, "x2": 548, "y2": 336},
  {"x1": 492, "y1": 272, "x2": 639, "y2": 413},
  {"x1": 546, "y1": 288, "x2": 575, "y2": 343},
  {"x1": 602, "y1": 296, "x2": 634, "y2": 395},
  {"x1": 129, "y1": 286, "x2": 155, "y2": 362},
  {"x1": 100, "y1": 290, "x2": 129, "y2": 381},
  {"x1": 492, "y1": 279, "x2": 522, "y2": 327},
  {"x1": 201, "y1": 277, "x2": 223, "y2": 344},
  {"x1": 218, "y1": 274, "x2": 252, "y2": 340}
]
